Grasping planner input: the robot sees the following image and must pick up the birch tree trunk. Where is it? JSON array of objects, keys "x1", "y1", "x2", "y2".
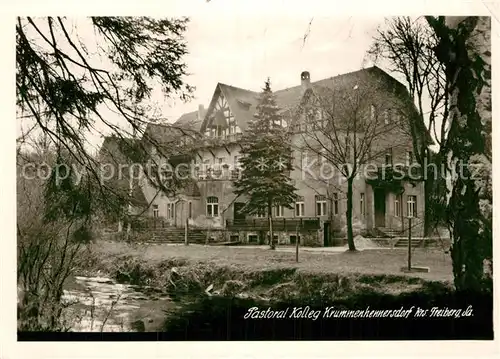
[
  {"x1": 428, "y1": 16, "x2": 492, "y2": 291},
  {"x1": 346, "y1": 177, "x2": 356, "y2": 251},
  {"x1": 268, "y1": 201, "x2": 275, "y2": 250}
]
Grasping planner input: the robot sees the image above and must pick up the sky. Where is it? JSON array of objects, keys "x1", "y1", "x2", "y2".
[{"x1": 167, "y1": 15, "x2": 387, "y2": 121}]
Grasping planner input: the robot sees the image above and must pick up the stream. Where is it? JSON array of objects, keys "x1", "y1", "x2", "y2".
[
  {"x1": 57, "y1": 276, "x2": 493, "y2": 339},
  {"x1": 61, "y1": 275, "x2": 174, "y2": 332}
]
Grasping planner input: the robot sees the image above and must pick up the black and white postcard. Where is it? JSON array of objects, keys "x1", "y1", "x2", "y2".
[{"x1": 1, "y1": 0, "x2": 498, "y2": 358}]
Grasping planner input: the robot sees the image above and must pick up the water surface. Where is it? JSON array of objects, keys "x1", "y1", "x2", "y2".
[{"x1": 62, "y1": 275, "x2": 173, "y2": 332}]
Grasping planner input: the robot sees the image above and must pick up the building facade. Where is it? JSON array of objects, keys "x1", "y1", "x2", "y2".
[{"x1": 121, "y1": 66, "x2": 426, "y2": 245}]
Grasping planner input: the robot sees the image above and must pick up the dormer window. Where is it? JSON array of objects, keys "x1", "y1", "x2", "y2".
[
  {"x1": 370, "y1": 104, "x2": 376, "y2": 121},
  {"x1": 237, "y1": 99, "x2": 251, "y2": 110},
  {"x1": 384, "y1": 109, "x2": 390, "y2": 124}
]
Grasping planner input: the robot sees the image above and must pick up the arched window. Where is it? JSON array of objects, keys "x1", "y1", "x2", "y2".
[
  {"x1": 206, "y1": 196, "x2": 219, "y2": 217},
  {"x1": 370, "y1": 104, "x2": 376, "y2": 121}
]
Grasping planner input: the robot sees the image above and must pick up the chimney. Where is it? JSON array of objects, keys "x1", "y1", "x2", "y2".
[
  {"x1": 301, "y1": 71, "x2": 311, "y2": 93},
  {"x1": 197, "y1": 104, "x2": 206, "y2": 122}
]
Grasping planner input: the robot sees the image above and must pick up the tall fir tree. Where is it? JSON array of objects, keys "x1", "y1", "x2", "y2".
[{"x1": 233, "y1": 78, "x2": 297, "y2": 249}]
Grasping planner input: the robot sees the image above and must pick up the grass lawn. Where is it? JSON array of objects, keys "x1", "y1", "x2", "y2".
[{"x1": 91, "y1": 241, "x2": 453, "y2": 282}]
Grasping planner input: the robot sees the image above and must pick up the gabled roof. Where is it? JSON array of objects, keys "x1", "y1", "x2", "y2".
[
  {"x1": 199, "y1": 66, "x2": 412, "y2": 135},
  {"x1": 142, "y1": 122, "x2": 175, "y2": 148},
  {"x1": 99, "y1": 135, "x2": 142, "y2": 164},
  {"x1": 220, "y1": 83, "x2": 261, "y2": 132},
  {"x1": 142, "y1": 121, "x2": 199, "y2": 153},
  {"x1": 200, "y1": 83, "x2": 260, "y2": 133},
  {"x1": 274, "y1": 66, "x2": 409, "y2": 108}
]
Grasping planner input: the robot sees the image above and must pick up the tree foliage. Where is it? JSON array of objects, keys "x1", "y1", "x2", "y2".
[
  {"x1": 17, "y1": 16, "x2": 194, "y2": 219},
  {"x1": 17, "y1": 148, "x2": 90, "y2": 330},
  {"x1": 16, "y1": 16, "x2": 195, "y2": 329},
  {"x1": 369, "y1": 17, "x2": 448, "y2": 151}
]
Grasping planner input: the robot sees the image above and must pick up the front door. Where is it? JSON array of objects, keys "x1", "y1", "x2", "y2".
[
  {"x1": 233, "y1": 202, "x2": 246, "y2": 224},
  {"x1": 323, "y1": 222, "x2": 330, "y2": 247},
  {"x1": 374, "y1": 189, "x2": 386, "y2": 227}
]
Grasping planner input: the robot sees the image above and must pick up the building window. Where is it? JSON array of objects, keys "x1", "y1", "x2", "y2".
[
  {"x1": 333, "y1": 193, "x2": 339, "y2": 215},
  {"x1": 394, "y1": 196, "x2": 401, "y2": 217},
  {"x1": 295, "y1": 196, "x2": 305, "y2": 217},
  {"x1": 385, "y1": 148, "x2": 393, "y2": 166},
  {"x1": 299, "y1": 122, "x2": 306, "y2": 132},
  {"x1": 273, "y1": 117, "x2": 283, "y2": 127},
  {"x1": 345, "y1": 137, "x2": 351, "y2": 159},
  {"x1": 202, "y1": 159, "x2": 210, "y2": 172},
  {"x1": 370, "y1": 104, "x2": 376, "y2": 121},
  {"x1": 166, "y1": 203, "x2": 174, "y2": 219},
  {"x1": 206, "y1": 196, "x2": 219, "y2": 217},
  {"x1": 229, "y1": 116, "x2": 237, "y2": 134},
  {"x1": 290, "y1": 235, "x2": 301, "y2": 244},
  {"x1": 384, "y1": 109, "x2": 390, "y2": 124},
  {"x1": 318, "y1": 148, "x2": 327, "y2": 164},
  {"x1": 406, "y1": 151, "x2": 413, "y2": 166},
  {"x1": 161, "y1": 166, "x2": 174, "y2": 181},
  {"x1": 256, "y1": 208, "x2": 267, "y2": 218},
  {"x1": 305, "y1": 107, "x2": 315, "y2": 126},
  {"x1": 153, "y1": 204, "x2": 159, "y2": 218},
  {"x1": 267, "y1": 234, "x2": 279, "y2": 242},
  {"x1": 188, "y1": 201, "x2": 192, "y2": 219},
  {"x1": 407, "y1": 195, "x2": 417, "y2": 218},
  {"x1": 248, "y1": 234, "x2": 258, "y2": 243},
  {"x1": 315, "y1": 195, "x2": 327, "y2": 216},
  {"x1": 207, "y1": 94, "x2": 239, "y2": 139},
  {"x1": 275, "y1": 205, "x2": 284, "y2": 217},
  {"x1": 317, "y1": 109, "x2": 327, "y2": 129},
  {"x1": 360, "y1": 193, "x2": 365, "y2": 216}
]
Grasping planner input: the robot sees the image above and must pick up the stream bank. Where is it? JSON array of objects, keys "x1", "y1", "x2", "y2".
[{"x1": 68, "y1": 243, "x2": 492, "y2": 339}]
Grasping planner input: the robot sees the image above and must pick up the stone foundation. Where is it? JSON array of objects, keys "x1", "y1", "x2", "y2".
[{"x1": 198, "y1": 229, "x2": 322, "y2": 246}]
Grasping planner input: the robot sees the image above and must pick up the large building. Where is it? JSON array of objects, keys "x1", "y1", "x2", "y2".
[{"x1": 104, "y1": 66, "x2": 426, "y2": 245}]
